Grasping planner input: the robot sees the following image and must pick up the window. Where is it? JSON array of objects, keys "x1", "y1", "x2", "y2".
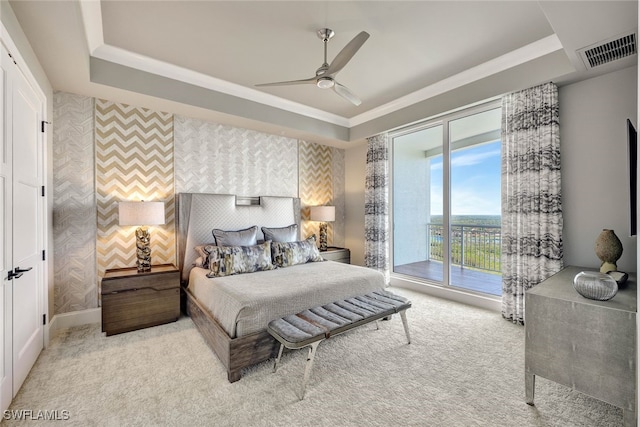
[{"x1": 391, "y1": 101, "x2": 502, "y2": 296}]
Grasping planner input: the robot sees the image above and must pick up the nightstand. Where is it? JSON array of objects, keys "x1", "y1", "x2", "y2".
[
  {"x1": 101, "y1": 264, "x2": 180, "y2": 336},
  {"x1": 321, "y1": 247, "x2": 351, "y2": 264}
]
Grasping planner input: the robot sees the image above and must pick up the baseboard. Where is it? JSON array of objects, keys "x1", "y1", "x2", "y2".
[
  {"x1": 390, "y1": 275, "x2": 502, "y2": 312},
  {"x1": 49, "y1": 308, "x2": 102, "y2": 338}
]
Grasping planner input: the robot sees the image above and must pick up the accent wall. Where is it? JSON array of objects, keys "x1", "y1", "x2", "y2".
[
  {"x1": 52, "y1": 91, "x2": 346, "y2": 315},
  {"x1": 95, "y1": 100, "x2": 176, "y2": 280},
  {"x1": 52, "y1": 92, "x2": 95, "y2": 314}
]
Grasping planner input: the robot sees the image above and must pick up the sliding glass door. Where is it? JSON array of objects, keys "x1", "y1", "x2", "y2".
[
  {"x1": 392, "y1": 101, "x2": 502, "y2": 296},
  {"x1": 448, "y1": 107, "x2": 502, "y2": 295}
]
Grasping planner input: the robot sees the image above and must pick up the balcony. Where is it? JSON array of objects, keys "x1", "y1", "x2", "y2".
[{"x1": 393, "y1": 223, "x2": 502, "y2": 296}]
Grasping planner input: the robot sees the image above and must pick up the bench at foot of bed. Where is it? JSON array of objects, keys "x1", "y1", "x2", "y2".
[{"x1": 267, "y1": 290, "x2": 412, "y2": 399}]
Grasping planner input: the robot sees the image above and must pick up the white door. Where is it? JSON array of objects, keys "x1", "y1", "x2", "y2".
[
  {"x1": 0, "y1": 45, "x2": 13, "y2": 413},
  {"x1": 9, "y1": 45, "x2": 44, "y2": 396}
]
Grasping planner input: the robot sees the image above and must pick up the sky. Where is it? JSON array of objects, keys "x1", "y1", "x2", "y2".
[{"x1": 430, "y1": 140, "x2": 501, "y2": 215}]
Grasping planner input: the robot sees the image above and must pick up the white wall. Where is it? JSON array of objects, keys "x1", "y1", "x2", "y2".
[
  {"x1": 560, "y1": 65, "x2": 638, "y2": 273},
  {"x1": 345, "y1": 143, "x2": 367, "y2": 266}
]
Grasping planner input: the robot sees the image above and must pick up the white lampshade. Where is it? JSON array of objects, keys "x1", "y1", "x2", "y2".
[
  {"x1": 118, "y1": 201, "x2": 165, "y2": 226},
  {"x1": 310, "y1": 205, "x2": 335, "y2": 222}
]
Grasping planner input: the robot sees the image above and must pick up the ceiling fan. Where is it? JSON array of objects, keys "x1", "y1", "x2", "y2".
[{"x1": 256, "y1": 28, "x2": 370, "y2": 106}]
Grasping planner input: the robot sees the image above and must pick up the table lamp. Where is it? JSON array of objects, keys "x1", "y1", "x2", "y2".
[
  {"x1": 310, "y1": 205, "x2": 335, "y2": 251},
  {"x1": 118, "y1": 201, "x2": 165, "y2": 272}
]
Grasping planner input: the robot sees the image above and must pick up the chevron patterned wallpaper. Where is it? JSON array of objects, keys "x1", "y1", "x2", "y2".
[
  {"x1": 298, "y1": 141, "x2": 345, "y2": 247},
  {"x1": 95, "y1": 100, "x2": 175, "y2": 277},
  {"x1": 51, "y1": 92, "x2": 345, "y2": 316},
  {"x1": 52, "y1": 92, "x2": 97, "y2": 314},
  {"x1": 174, "y1": 115, "x2": 299, "y2": 196}
]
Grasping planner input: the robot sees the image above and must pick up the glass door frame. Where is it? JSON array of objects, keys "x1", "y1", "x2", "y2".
[{"x1": 389, "y1": 98, "x2": 502, "y2": 293}]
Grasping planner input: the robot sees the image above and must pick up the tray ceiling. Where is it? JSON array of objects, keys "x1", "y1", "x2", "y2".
[{"x1": 8, "y1": 1, "x2": 638, "y2": 146}]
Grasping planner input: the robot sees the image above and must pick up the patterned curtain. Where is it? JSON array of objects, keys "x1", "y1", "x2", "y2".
[
  {"x1": 365, "y1": 133, "x2": 390, "y2": 283},
  {"x1": 501, "y1": 82, "x2": 563, "y2": 324}
]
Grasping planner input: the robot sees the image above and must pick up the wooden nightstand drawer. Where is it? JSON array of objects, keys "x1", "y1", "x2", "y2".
[
  {"x1": 321, "y1": 247, "x2": 351, "y2": 264},
  {"x1": 102, "y1": 287, "x2": 179, "y2": 335},
  {"x1": 101, "y1": 264, "x2": 180, "y2": 336}
]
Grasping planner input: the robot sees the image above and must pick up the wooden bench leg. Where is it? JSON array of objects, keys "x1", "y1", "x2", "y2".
[
  {"x1": 273, "y1": 343, "x2": 284, "y2": 373},
  {"x1": 300, "y1": 340, "x2": 322, "y2": 400},
  {"x1": 400, "y1": 310, "x2": 411, "y2": 344}
]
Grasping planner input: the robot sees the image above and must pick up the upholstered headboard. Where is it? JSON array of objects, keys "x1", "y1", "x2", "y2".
[{"x1": 176, "y1": 193, "x2": 301, "y2": 283}]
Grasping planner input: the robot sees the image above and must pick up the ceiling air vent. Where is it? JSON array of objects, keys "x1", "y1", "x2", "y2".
[{"x1": 577, "y1": 32, "x2": 637, "y2": 69}]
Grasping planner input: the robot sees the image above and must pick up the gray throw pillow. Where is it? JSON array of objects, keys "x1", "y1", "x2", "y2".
[
  {"x1": 212, "y1": 225, "x2": 258, "y2": 246},
  {"x1": 261, "y1": 224, "x2": 298, "y2": 243}
]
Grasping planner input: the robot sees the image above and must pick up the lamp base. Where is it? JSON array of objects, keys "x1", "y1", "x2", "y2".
[
  {"x1": 319, "y1": 222, "x2": 328, "y2": 252},
  {"x1": 135, "y1": 226, "x2": 152, "y2": 272}
]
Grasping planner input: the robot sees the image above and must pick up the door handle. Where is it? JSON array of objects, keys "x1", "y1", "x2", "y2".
[{"x1": 7, "y1": 267, "x2": 32, "y2": 281}]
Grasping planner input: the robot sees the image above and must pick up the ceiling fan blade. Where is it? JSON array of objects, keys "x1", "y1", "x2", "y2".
[
  {"x1": 333, "y1": 81, "x2": 362, "y2": 106},
  {"x1": 325, "y1": 31, "x2": 370, "y2": 76},
  {"x1": 255, "y1": 77, "x2": 317, "y2": 87}
]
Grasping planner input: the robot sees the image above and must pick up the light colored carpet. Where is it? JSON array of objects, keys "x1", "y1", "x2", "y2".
[{"x1": 4, "y1": 288, "x2": 623, "y2": 427}]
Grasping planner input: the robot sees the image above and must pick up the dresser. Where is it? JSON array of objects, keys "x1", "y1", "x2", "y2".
[
  {"x1": 321, "y1": 247, "x2": 351, "y2": 264},
  {"x1": 101, "y1": 264, "x2": 180, "y2": 336},
  {"x1": 525, "y1": 266, "x2": 637, "y2": 427}
]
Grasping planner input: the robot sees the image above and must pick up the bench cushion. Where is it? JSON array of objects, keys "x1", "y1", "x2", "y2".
[{"x1": 268, "y1": 290, "x2": 411, "y2": 349}]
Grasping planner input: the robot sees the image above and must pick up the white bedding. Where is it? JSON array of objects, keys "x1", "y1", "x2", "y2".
[{"x1": 188, "y1": 261, "x2": 386, "y2": 338}]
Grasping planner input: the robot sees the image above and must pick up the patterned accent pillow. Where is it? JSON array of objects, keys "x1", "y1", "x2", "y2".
[
  {"x1": 206, "y1": 241, "x2": 274, "y2": 278},
  {"x1": 212, "y1": 226, "x2": 258, "y2": 247},
  {"x1": 194, "y1": 243, "x2": 216, "y2": 268},
  {"x1": 261, "y1": 224, "x2": 298, "y2": 242},
  {"x1": 271, "y1": 236, "x2": 324, "y2": 268}
]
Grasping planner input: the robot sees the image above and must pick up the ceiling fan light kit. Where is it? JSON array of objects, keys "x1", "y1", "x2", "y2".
[
  {"x1": 256, "y1": 28, "x2": 369, "y2": 106},
  {"x1": 316, "y1": 77, "x2": 335, "y2": 89}
]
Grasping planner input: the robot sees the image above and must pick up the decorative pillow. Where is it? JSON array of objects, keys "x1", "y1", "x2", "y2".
[
  {"x1": 206, "y1": 241, "x2": 274, "y2": 278},
  {"x1": 194, "y1": 243, "x2": 216, "y2": 268},
  {"x1": 212, "y1": 226, "x2": 258, "y2": 247},
  {"x1": 261, "y1": 224, "x2": 298, "y2": 243},
  {"x1": 271, "y1": 236, "x2": 324, "y2": 268}
]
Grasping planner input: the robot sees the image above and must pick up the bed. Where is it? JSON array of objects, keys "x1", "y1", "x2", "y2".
[{"x1": 177, "y1": 193, "x2": 386, "y2": 382}]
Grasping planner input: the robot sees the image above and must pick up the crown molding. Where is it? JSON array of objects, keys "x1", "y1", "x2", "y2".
[
  {"x1": 79, "y1": 0, "x2": 349, "y2": 127},
  {"x1": 91, "y1": 43, "x2": 351, "y2": 127},
  {"x1": 349, "y1": 34, "x2": 563, "y2": 127},
  {"x1": 79, "y1": 0, "x2": 103, "y2": 54},
  {"x1": 79, "y1": 0, "x2": 564, "y2": 132}
]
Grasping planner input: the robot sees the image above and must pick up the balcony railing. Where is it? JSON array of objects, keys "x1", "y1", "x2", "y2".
[{"x1": 427, "y1": 223, "x2": 501, "y2": 273}]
